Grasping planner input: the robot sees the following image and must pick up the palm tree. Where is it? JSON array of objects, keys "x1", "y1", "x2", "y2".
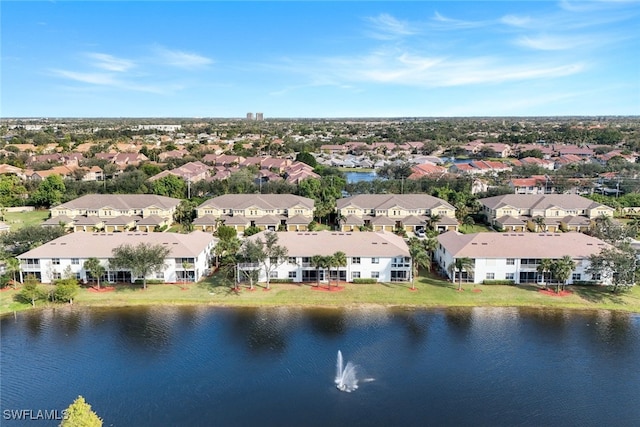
[
  {"x1": 5, "y1": 257, "x2": 21, "y2": 289},
  {"x1": 84, "y1": 257, "x2": 105, "y2": 289},
  {"x1": 551, "y1": 255, "x2": 575, "y2": 293},
  {"x1": 533, "y1": 216, "x2": 546, "y2": 233},
  {"x1": 536, "y1": 258, "x2": 554, "y2": 289},
  {"x1": 310, "y1": 255, "x2": 324, "y2": 287},
  {"x1": 331, "y1": 251, "x2": 347, "y2": 288},
  {"x1": 426, "y1": 213, "x2": 442, "y2": 232},
  {"x1": 448, "y1": 257, "x2": 475, "y2": 291},
  {"x1": 408, "y1": 242, "x2": 430, "y2": 290}
]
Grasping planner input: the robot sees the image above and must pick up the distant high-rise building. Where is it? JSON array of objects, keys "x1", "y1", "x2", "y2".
[
  {"x1": 246, "y1": 112, "x2": 254, "y2": 121},
  {"x1": 256, "y1": 112, "x2": 264, "y2": 121}
]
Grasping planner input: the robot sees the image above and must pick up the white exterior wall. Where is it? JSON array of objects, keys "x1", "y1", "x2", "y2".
[
  {"x1": 21, "y1": 250, "x2": 212, "y2": 284},
  {"x1": 435, "y1": 246, "x2": 603, "y2": 285},
  {"x1": 252, "y1": 256, "x2": 410, "y2": 283}
]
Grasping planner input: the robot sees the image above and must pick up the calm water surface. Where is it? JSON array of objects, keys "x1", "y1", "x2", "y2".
[{"x1": 1, "y1": 306, "x2": 639, "y2": 426}]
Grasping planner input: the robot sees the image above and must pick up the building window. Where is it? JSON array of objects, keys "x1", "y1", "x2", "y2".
[
  {"x1": 288, "y1": 271, "x2": 297, "y2": 279},
  {"x1": 156, "y1": 272, "x2": 164, "y2": 279},
  {"x1": 71, "y1": 258, "x2": 80, "y2": 265},
  {"x1": 52, "y1": 258, "x2": 60, "y2": 265},
  {"x1": 371, "y1": 271, "x2": 379, "y2": 279},
  {"x1": 288, "y1": 257, "x2": 297, "y2": 264},
  {"x1": 572, "y1": 273, "x2": 581, "y2": 281},
  {"x1": 506, "y1": 258, "x2": 515, "y2": 265},
  {"x1": 269, "y1": 271, "x2": 278, "y2": 279},
  {"x1": 505, "y1": 273, "x2": 515, "y2": 280},
  {"x1": 352, "y1": 271, "x2": 361, "y2": 279},
  {"x1": 352, "y1": 257, "x2": 361, "y2": 264},
  {"x1": 371, "y1": 257, "x2": 379, "y2": 264},
  {"x1": 486, "y1": 273, "x2": 495, "y2": 280},
  {"x1": 592, "y1": 273, "x2": 601, "y2": 280}
]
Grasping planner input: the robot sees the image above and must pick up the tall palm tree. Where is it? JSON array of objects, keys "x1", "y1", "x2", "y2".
[
  {"x1": 536, "y1": 258, "x2": 554, "y2": 289},
  {"x1": 331, "y1": 251, "x2": 347, "y2": 288},
  {"x1": 533, "y1": 216, "x2": 546, "y2": 233},
  {"x1": 408, "y1": 242, "x2": 430, "y2": 290},
  {"x1": 5, "y1": 257, "x2": 21, "y2": 289},
  {"x1": 448, "y1": 257, "x2": 475, "y2": 291},
  {"x1": 551, "y1": 255, "x2": 575, "y2": 293},
  {"x1": 426, "y1": 213, "x2": 442, "y2": 232},
  {"x1": 310, "y1": 255, "x2": 323, "y2": 287}
]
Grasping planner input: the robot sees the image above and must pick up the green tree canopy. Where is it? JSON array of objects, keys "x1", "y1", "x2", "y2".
[
  {"x1": 60, "y1": 396, "x2": 102, "y2": 427},
  {"x1": 0, "y1": 175, "x2": 28, "y2": 207},
  {"x1": 150, "y1": 175, "x2": 186, "y2": 199},
  {"x1": 84, "y1": 257, "x2": 106, "y2": 289},
  {"x1": 30, "y1": 175, "x2": 66, "y2": 208},
  {"x1": 110, "y1": 242, "x2": 171, "y2": 289},
  {"x1": 1, "y1": 225, "x2": 66, "y2": 256}
]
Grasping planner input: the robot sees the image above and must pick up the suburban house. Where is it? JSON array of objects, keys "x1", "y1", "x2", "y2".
[
  {"x1": 193, "y1": 194, "x2": 315, "y2": 233},
  {"x1": 17, "y1": 231, "x2": 217, "y2": 284},
  {"x1": 148, "y1": 161, "x2": 213, "y2": 183},
  {"x1": 509, "y1": 175, "x2": 555, "y2": 195},
  {"x1": 434, "y1": 231, "x2": 611, "y2": 285},
  {"x1": 48, "y1": 194, "x2": 181, "y2": 232},
  {"x1": 336, "y1": 194, "x2": 458, "y2": 233},
  {"x1": 239, "y1": 231, "x2": 412, "y2": 283},
  {"x1": 479, "y1": 194, "x2": 614, "y2": 232}
]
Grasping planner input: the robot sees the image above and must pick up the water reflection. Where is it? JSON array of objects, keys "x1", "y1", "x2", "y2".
[
  {"x1": 2, "y1": 307, "x2": 640, "y2": 427},
  {"x1": 51, "y1": 308, "x2": 83, "y2": 341},
  {"x1": 305, "y1": 308, "x2": 347, "y2": 337},
  {"x1": 113, "y1": 307, "x2": 175, "y2": 354}
]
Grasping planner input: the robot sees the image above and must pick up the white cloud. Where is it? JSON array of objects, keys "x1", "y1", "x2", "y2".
[
  {"x1": 515, "y1": 35, "x2": 585, "y2": 50},
  {"x1": 283, "y1": 51, "x2": 586, "y2": 89},
  {"x1": 500, "y1": 14, "x2": 532, "y2": 28},
  {"x1": 365, "y1": 13, "x2": 418, "y2": 39},
  {"x1": 153, "y1": 47, "x2": 213, "y2": 69},
  {"x1": 50, "y1": 69, "x2": 180, "y2": 94},
  {"x1": 86, "y1": 53, "x2": 135, "y2": 72},
  {"x1": 431, "y1": 11, "x2": 488, "y2": 29}
]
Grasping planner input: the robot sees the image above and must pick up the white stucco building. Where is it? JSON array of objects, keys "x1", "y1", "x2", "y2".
[
  {"x1": 17, "y1": 231, "x2": 217, "y2": 284},
  {"x1": 435, "y1": 231, "x2": 612, "y2": 285},
  {"x1": 239, "y1": 231, "x2": 412, "y2": 283}
]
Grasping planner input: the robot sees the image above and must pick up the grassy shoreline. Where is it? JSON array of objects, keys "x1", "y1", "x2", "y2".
[{"x1": 3, "y1": 272, "x2": 640, "y2": 316}]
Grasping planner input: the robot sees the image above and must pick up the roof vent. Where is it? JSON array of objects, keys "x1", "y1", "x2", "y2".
[{"x1": 481, "y1": 243, "x2": 488, "y2": 245}]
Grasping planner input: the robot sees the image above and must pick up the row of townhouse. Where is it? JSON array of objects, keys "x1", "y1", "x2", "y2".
[
  {"x1": 435, "y1": 231, "x2": 611, "y2": 285},
  {"x1": 336, "y1": 194, "x2": 458, "y2": 233},
  {"x1": 15, "y1": 227, "x2": 616, "y2": 287},
  {"x1": 48, "y1": 194, "x2": 181, "y2": 232},
  {"x1": 17, "y1": 231, "x2": 217, "y2": 284},
  {"x1": 192, "y1": 193, "x2": 460, "y2": 235},
  {"x1": 479, "y1": 194, "x2": 614, "y2": 233},
  {"x1": 239, "y1": 231, "x2": 412, "y2": 283},
  {"x1": 193, "y1": 194, "x2": 315, "y2": 233}
]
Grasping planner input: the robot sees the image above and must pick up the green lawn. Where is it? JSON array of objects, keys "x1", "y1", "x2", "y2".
[
  {"x1": 3, "y1": 210, "x2": 50, "y2": 230},
  {"x1": 3, "y1": 272, "x2": 640, "y2": 315},
  {"x1": 458, "y1": 223, "x2": 494, "y2": 234}
]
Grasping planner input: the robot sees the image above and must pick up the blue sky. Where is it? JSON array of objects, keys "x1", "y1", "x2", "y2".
[{"x1": 2, "y1": 1, "x2": 639, "y2": 118}]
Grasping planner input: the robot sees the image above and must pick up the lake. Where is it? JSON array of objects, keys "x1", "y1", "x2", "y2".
[
  {"x1": 345, "y1": 171, "x2": 380, "y2": 183},
  {"x1": 2, "y1": 306, "x2": 640, "y2": 426}
]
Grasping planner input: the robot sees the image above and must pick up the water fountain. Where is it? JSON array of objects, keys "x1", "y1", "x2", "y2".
[{"x1": 335, "y1": 350, "x2": 358, "y2": 392}]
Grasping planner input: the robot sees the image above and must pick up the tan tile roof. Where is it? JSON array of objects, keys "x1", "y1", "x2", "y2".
[
  {"x1": 18, "y1": 231, "x2": 217, "y2": 259},
  {"x1": 246, "y1": 230, "x2": 410, "y2": 257},
  {"x1": 438, "y1": 231, "x2": 611, "y2": 259},
  {"x1": 53, "y1": 194, "x2": 181, "y2": 211},
  {"x1": 199, "y1": 194, "x2": 314, "y2": 210},
  {"x1": 337, "y1": 194, "x2": 455, "y2": 211},
  {"x1": 479, "y1": 194, "x2": 610, "y2": 211}
]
